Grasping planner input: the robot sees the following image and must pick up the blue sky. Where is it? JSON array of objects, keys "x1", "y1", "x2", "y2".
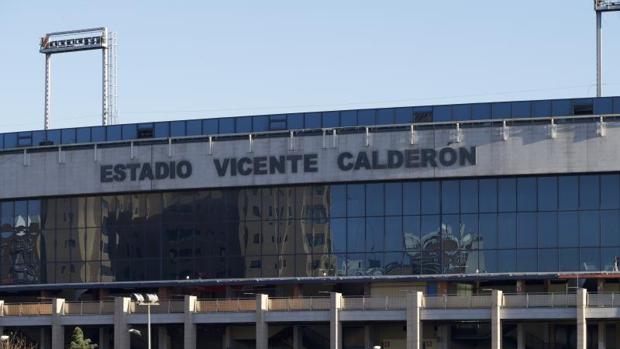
[{"x1": 0, "y1": 1, "x2": 619, "y2": 132}]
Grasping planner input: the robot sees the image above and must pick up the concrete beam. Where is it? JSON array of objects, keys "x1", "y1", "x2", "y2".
[
  {"x1": 113, "y1": 297, "x2": 130, "y2": 349},
  {"x1": 491, "y1": 290, "x2": 502, "y2": 349},
  {"x1": 51, "y1": 298, "x2": 64, "y2": 349},
  {"x1": 330, "y1": 292, "x2": 342, "y2": 349},
  {"x1": 184, "y1": 295, "x2": 197, "y2": 349},
  {"x1": 406, "y1": 292, "x2": 423, "y2": 349},
  {"x1": 577, "y1": 288, "x2": 587, "y2": 349},
  {"x1": 256, "y1": 294, "x2": 269, "y2": 349}
]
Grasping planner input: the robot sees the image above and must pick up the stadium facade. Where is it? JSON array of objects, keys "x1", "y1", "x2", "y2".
[{"x1": 1, "y1": 96, "x2": 620, "y2": 348}]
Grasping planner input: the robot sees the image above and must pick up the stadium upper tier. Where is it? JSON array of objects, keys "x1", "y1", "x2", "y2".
[{"x1": 1, "y1": 96, "x2": 619, "y2": 150}]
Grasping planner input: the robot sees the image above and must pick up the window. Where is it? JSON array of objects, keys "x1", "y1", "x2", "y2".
[
  {"x1": 559, "y1": 176, "x2": 578, "y2": 210},
  {"x1": 441, "y1": 180, "x2": 459, "y2": 214},
  {"x1": 460, "y1": 180, "x2": 478, "y2": 213},
  {"x1": 538, "y1": 177, "x2": 557, "y2": 211},
  {"x1": 517, "y1": 177, "x2": 537, "y2": 211},
  {"x1": 498, "y1": 178, "x2": 516, "y2": 212},
  {"x1": 579, "y1": 175, "x2": 599, "y2": 210},
  {"x1": 421, "y1": 182, "x2": 440, "y2": 214}
]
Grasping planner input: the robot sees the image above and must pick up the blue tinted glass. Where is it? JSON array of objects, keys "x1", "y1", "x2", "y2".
[
  {"x1": 579, "y1": 175, "x2": 599, "y2": 209},
  {"x1": 539, "y1": 249, "x2": 558, "y2": 272},
  {"x1": 421, "y1": 215, "x2": 440, "y2": 243},
  {"x1": 601, "y1": 211, "x2": 620, "y2": 246},
  {"x1": 403, "y1": 182, "x2": 420, "y2": 215},
  {"x1": 452, "y1": 105, "x2": 471, "y2": 121},
  {"x1": 76, "y1": 128, "x2": 90, "y2": 143},
  {"x1": 170, "y1": 121, "x2": 186, "y2": 137},
  {"x1": 304, "y1": 113, "x2": 321, "y2": 129},
  {"x1": 497, "y1": 250, "x2": 516, "y2": 272},
  {"x1": 376, "y1": 109, "x2": 394, "y2": 125},
  {"x1": 479, "y1": 213, "x2": 497, "y2": 249},
  {"x1": 580, "y1": 248, "x2": 600, "y2": 271},
  {"x1": 366, "y1": 217, "x2": 385, "y2": 251},
  {"x1": 460, "y1": 180, "x2": 478, "y2": 213},
  {"x1": 511, "y1": 102, "x2": 530, "y2": 118},
  {"x1": 601, "y1": 174, "x2": 620, "y2": 209},
  {"x1": 202, "y1": 119, "x2": 218, "y2": 134},
  {"x1": 358, "y1": 110, "x2": 375, "y2": 126},
  {"x1": 433, "y1": 106, "x2": 452, "y2": 122},
  {"x1": 538, "y1": 212, "x2": 557, "y2": 248},
  {"x1": 330, "y1": 185, "x2": 346, "y2": 217},
  {"x1": 559, "y1": 176, "x2": 578, "y2": 210},
  {"x1": 154, "y1": 122, "x2": 169, "y2": 138},
  {"x1": 17, "y1": 132, "x2": 32, "y2": 147},
  {"x1": 479, "y1": 179, "x2": 497, "y2": 212},
  {"x1": 341, "y1": 111, "x2": 357, "y2": 126},
  {"x1": 472, "y1": 103, "x2": 491, "y2": 119},
  {"x1": 532, "y1": 100, "x2": 552, "y2": 117},
  {"x1": 517, "y1": 212, "x2": 537, "y2": 248},
  {"x1": 0, "y1": 134, "x2": 3, "y2": 149},
  {"x1": 186, "y1": 120, "x2": 202, "y2": 136},
  {"x1": 33, "y1": 131, "x2": 46, "y2": 146},
  {"x1": 441, "y1": 214, "x2": 459, "y2": 242},
  {"x1": 47, "y1": 130, "x2": 60, "y2": 145},
  {"x1": 395, "y1": 107, "x2": 412, "y2": 124},
  {"x1": 441, "y1": 180, "x2": 459, "y2": 214},
  {"x1": 287, "y1": 114, "x2": 304, "y2": 129},
  {"x1": 492, "y1": 103, "x2": 511, "y2": 119},
  {"x1": 121, "y1": 124, "x2": 137, "y2": 139},
  {"x1": 347, "y1": 218, "x2": 365, "y2": 252},
  {"x1": 559, "y1": 248, "x2": 579, "y2": 271},
  {"x1": 386, "y1": 217, "x2": 404, "y2": 251},
  {"x1": 403, "y1": 216, "x2": 421, "y2": 250},
  {"x1": 552, "y1": 99, "x2": 571, "y2": 116},
  {"x1": 236, "y1": 117, "x2": 252, "y2": 133},
  {"x1": 579, "y1": 211, "x2": 600, "y2": 247},
  {"x1": 219, "y1": 118, "x2": 234, "y2": 133},
  {"x1": 480, "y1": 250, "x2": 497, "y2": 273},
  {"x1": 253, "y1": 116, "x2": 268, "y2": 132},
  {"x1": 385, "y1": 182, "x2": 402, "y2": 216},
  {"x1": 347, "y1": 184, "x2": 365, "y2": 216},
  {"x1": 558, "y1": 212, "x2": 579, "y2": 247},
  {"x1": 517, "y1": 249, "x2": 537, "y2": 272},
  {"x1": 614, "y1": 97, "x2": 620, "y2": 114},
  {"x1": 106, "y1": 125, "x2": 122, "y2": 141},
  {"x1": 322, "y1": 112, "x2": 339, "y2": 128},
  {"x1": 517, "y1": 177, "x2": 537, "y2": 211},
  {"x1": 538, "y1": 177, "x2": 557, "y2": 211},
  {"x1": 4, "y1": 133, "x2": 17, "y2": 148},
  {"x1": 366, "y1": 183, "x2": 384, "y2": 216},
  {"x1": 461, "y1": 213, "x2": 478, "y2": 241},
  {"x1": 61, "y1": 128, "x2": 76, "y2": 144},
  {"x1": 602, "y1": 247, "x2": 620, "y2": 271},
  {"x1": 498, "y1": 213, "x2": 516, "y2": 248},
  {"x1": 421, "y1": 181, "x2": 440, "y2": 214},
  {"x1": 498, "y1": 178, "x2": 516, "y2": 212},
  {"x1": 594, "y1": 97, "x2": 613, "y2": 114},
  {"x1": 91, "y1": 127, "x2": 106, "y2": 142},
  {"x1": 331, "y1": 218, "x2": 346, "y2": 253}
]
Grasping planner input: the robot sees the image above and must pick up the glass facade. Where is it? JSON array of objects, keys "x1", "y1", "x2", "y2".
[{"x1": 1, "y1": 173, "x2": 619, "y2": 285}]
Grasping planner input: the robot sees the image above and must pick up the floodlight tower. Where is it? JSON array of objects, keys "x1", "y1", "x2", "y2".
[
  {"x1": 39, "y1": 27, "x2": 118, "y2": 130},
  {"x1": 593, "y1": 1, "x2": 620, "y2": 97}
]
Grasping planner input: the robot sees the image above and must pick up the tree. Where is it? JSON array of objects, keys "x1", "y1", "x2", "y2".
[{"x1": 68, "y1": 327, "x2": 96, "y2": 349}]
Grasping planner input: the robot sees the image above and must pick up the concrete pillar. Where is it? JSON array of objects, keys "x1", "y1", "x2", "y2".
[
  {"x1": 256, "y1": 294, "x2": 269, "y2": 349},
  {"x1": 40, "y1": 327, "x2": 50, "y2": 349},
  {"x1": 158, "y1": 326, "x2": 171, "y2": 349},
  {"x1": 51, "y1": 298, "x2": 64, "y2": 349},
  {"x1": 516, "y1": 280, "x2": 525, "y2": 293},
  {"x1": 437, "y1": 325, "x2": 450, "y2": 349},
  {"x1": 598, "y1": 322, "x2": 606, "y2": 349},
  {"x1": 330, "y1": 292, "x2": 343, "y2": 349},
  {"x1": 222, "y1": 326, "x2": 232, "y2": 349},
  {"x1": 113, "y1": 297, "x2": 130, "y2": 349},
  {"x1": 406, "y1": 291, "x2": 423, "y2": 349},
  {"x1": 184, "y1": 295, "x2": 197, "y2": 349},
  {"x1": 491, "y1": 290, "x2": 502, "y2": 349},
  {"x1": 98, "y1": 327, "x2": 110, "y2": 349},
  {"x1": 517, "y1": 323, "x2": 525, "y2": 349},
  {"x1": 577, "y1": 288, "x2": 587, "y2": 349},
  {"x1": 364, "y1": 325, "x2": 371, "y2": 349},
  {"x1": 293, "y1": 325, "x2": 302, "y2": 349}
]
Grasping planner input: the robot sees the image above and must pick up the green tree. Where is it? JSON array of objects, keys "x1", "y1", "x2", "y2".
[{"x1": 68, "y1": 327, "x2": 96, "y2": 349}]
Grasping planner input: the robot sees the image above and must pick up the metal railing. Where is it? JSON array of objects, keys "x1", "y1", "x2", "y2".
[
  {"x1": 63, "y1": 301, "x2": 115, "y2": 315},
  {"x1": 423, "y1": 295, "x2": 492, "y2": 309},
  {"x1": 503, "y1": 293, "x2": 576, "y2": 308},
  {"x1": 130, "y1": 300, "x2": 184, "y2": 314},
  {"x1": 340, "y1": 296, "x2": 407, "y2": 311},
  {"x1": 195, "y1": 298, "x2": 256, "y2": 313},
  {"x1": 268, "y1": 297, "x2": 331, "y2": 311},
  {"x1": 3, "y1": 302, "x2": 52, "y2": 316}
]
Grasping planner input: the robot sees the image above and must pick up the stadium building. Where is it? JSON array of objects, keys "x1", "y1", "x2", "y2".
[{"x1": 1, "y1": 96, "x2": 620, "y2": 348}]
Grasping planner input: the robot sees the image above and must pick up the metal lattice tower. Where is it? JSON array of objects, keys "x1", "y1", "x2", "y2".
[{"x1": 107, "y1": 31, "x2": 119, "y2": 125}]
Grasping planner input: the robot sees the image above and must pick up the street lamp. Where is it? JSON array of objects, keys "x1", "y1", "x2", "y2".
[
  {"x1": 593, "y1": 0, "x2": 620, "y2": 97},
  {"x1": 128, "y1": 328, "x2": 142, "y2": 336},
  {"x1": 132, "y1": 293, "x2": 159, "y2": 349},
  {"x1": 0, "y1": 335, "x2": 9, "y2": 349}
]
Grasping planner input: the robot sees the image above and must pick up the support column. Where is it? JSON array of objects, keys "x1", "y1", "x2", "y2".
[
  {"x1": 51, "y1": 298, "x2": 64, "y2": 349},
  {"x1": 491, "y1": 290, "x2": 502, "y2": 349},
  {"x1": 437, "y1": 325, "x2": 450, "y2": 349},
  {"x1": 517, "y1": 323, "x2": 525, "y2": 349},
  {"x1": 184, "y1": 295, "x2": 197, "y2": 349},
  {"x1": 40, "y1": 327, "x2": 50, "y2": 349},
  {"x1": 222, "y1": 326, "x2": 232, "y2": 349},
  {"x1": 598, "y1": 322, "x2": 606, "y2": 349},
  {"x1": 364, "y1": 325, "x2": 371, "y2": 349},
  {"x1": 158, "y1": 326, "x2": 171, "y2": 349},
  {"x1": 330, "y1": 292, "x2": 343, "y2": 349},
  {"x1": 577, "y1": 288, "x2": 587, "y2": 349},
  {"x1": 113, "y1": 297, "x2": 130, "y2": 349},
  {"x1": 256, "y1": 294, "x2": 269, "y2": 349},
  {"x1": 293, "y1": 326, "x2": 302, "y2": 349},
  {"x1": 406, "y1": 291, "x2": 423, "y2": 349},
  {"x1": 98, "y1": 327, "x2": 110, "y2": 349}
]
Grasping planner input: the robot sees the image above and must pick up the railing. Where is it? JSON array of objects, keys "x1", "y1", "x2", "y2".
[
  {"x1": 588, "y1": 293, "x2": 620, "y2": 307},
  {"x1": 63, "y1": 301, "x2": 115, "y2": 315},
  {"x1": 341, "y1": 296, "x2": 407, "y2": 311},
  {"x1": 269, "y1": 297, "x2": 330, "y2": 311},
  {"x1": 423, "y1": 295, "x2": 492, "y2": 309},
  {"x1": 503, "y1": 293, "x2": 576, "y2": 308},
  {"x1": 3, "y1": 302, "x2": 52, "y2": 316},
  {"x1": 195, "y1": 298, "x2": 256, "y2": 313},
  {"x1": 130, "y1": 300, "x2": 185, "y2": 314}
]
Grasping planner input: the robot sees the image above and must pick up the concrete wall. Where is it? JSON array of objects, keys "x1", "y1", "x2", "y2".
[{"x1": 1, "y1": 121, "x2": 618, "y2": 199}]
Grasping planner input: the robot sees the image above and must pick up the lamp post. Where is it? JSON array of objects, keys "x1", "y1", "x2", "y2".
[
  {"x1": 593, "y1": 0, "x2": 620, "y2": 97},
  {"x1": 132, "y1": 293, "x2": 159, "y2": 349},
  {"x1": 0, "y1": 335, "x2": 9, "y2": 349}
]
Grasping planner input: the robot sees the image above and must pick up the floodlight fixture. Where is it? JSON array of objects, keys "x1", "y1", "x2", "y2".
[{"x1": 131, "y1": 293, "x2": 160, "y2": 349}]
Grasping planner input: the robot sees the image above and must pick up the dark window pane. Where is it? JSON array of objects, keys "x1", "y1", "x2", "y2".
[
  {"x1": 331, "y1": 218, "x2": 347, "y2": 254},
  {"x1": 376, "y1": 109, "x2": 394, "y2": 125},
  {"x1": 330, "y1": 185, "x2": 346, "y2": 217},
  {"x1": 580, "y1": 248, "x2": 600, "y2": 271},
  {"x1": 537, "y1": 177, "x2": 557, "y2": 211},
  {"x1": 461, "y1": 214, "x2": 478, "y2": 248},
  {"x1": 516, "y1": 249, "x2": 537, "y2": 272},
  {"x1": 386, "y1": 217, "x2": 403, "y2": 251},
  {"x1": 498, "y1": 213, "x2": 516, "y2": 248},
  {"x1": 395, "y1": 107, "x2": 412, "y2": 124},
  {"x1": 433, "y1": 106, "x2": 451, "y2": 122},
  {"x1": 472, "y1": 103, "x2": 491, "y2": 119},
  {"x1": 61, "y1": 128, "x2": 76, "y2": 144},
  {"x1": 538, "y1": 212, "x2": 558, "y2": 248},
  {"x1": 517, "y1": 177, "x2": 537, "y2": 211},
  {"x1": 517, "y1": 212, "x2": 537, "y2": 248},
  {"x1": 559, "y1": 248, "x2": 579, "y2": 271},
  {"x1": 460, "y1": 180, "x2": 478, "y2": 214},
  {"x1": 532, "y1": 100, "x2": 551, "y2": 117},
  {"x1": 479, "y1": 179, "x2": 497, "y2": 212},
  {"x1": 601, "y1": 174, "x2": 620, "y2": 209},
  {"x1": 539, "y1": 249, "x2": 558, "y2": 272},
  {"x1": 357, "y1": 110, "x2": 375, "y2": 126},
  {"x1": 186, "y1": 120, "x2": 202, "y2": 136},
  {"x1": 403, "y1": 216, "x2": 421, "y2": 252},
  {"x1": 106, "y1": 125, "x2": 122, "y2": 141},
  {"x1": 385, "y1": 182, "x2": 402, "y2": 216},
  {"x1": 558, "y1": 212, "x2": 579, "y2": 247},
  {"x1": 452, "y1": 105, "x2": 471, "y2": 121},
  {"x1": 122, "y1": 124, "x2": 137, "y2": 139},
  {"x1": 559, "y1": 176, "x2": 578, "y2": 210},
  {"x1": 236, "y1": 117, "x2": 252, "y2": 133},
  {"x1": 552, "y1": 100, "x2": 571, "y2": 116},
  {"x1": 220, "y1": 118, "x2": 234, "y2": 133},
  {"x1": 403, "y1": 182, "x2": 421, "y2": 215},
  {"x1": 341, "y1": 111, "x2": 357, "y2": 126},
  {"x1": 480, "y1": 250, "x2": 497, "y2": 273},
  {"x1": 33, "y1": 131, "x2": 46, "y2": 146},
  {"x1": 601, "y1": 247, "x2": 620, "y2": 271},
  {"x1": 202, "y1": 119, "x2": 218, "y2": 134},
  {"x1": 579, "y1": 175, "x2": 600, "y2": 209},
  {"x1": 498, "y1": 178, "x2": 516, "y2": 212},
  {"x1": 441, "y1": 180, "x2": 459, "y2": 214},
  {"x1": 253, "y1": 116, "x2": 268, "y2": 132},
  {"x1": 366, "y1": 183, "x2": 384, "y2": 216},
  {"x1": 421, "y1": 182, "x2": 440, "y2": 214},
  {"x1": 3, "y1": 133, "x2": 17, "y2": 148},
  {"x1": 154, "y1": 122, "x2": 169, "y2": 138},
  {"x1": 366, "y1": 217, "x2": 384, "y2": 252},
  {"x1": 479, "y1": 213, "x2": 497, "y2": 249},
  {"x1": 492, "y1": 103, "x2": 511, "y2": 119},
  {"x1": 346, "y1": 184, "x2": 365, "y2": 217},
  {"x1": 347, "y1": 218, "x2": 365, "y2": 253},
  {"x1": 322, "y1": 112, "x2": 339, "y2": 128},
  {"x1": 579, "y1": 211, "x2": 599, "y2": 247},
  {"x1": 76, "y1": 128, "x2": 90, "y2": 143},
  {"x1": 287, "y1": 114, "x2": 304, "y2": 129},
  {"x1": 91, "y1": 127, "x2": 105, "y2": 142},
  {"x1": 601, "y1": 211, "x2": 620, "y2": 246},
  {"x1": 594, "y1": 97, "x2": 613, "y2": 114},
  {"x1": 421, "y1": 215, "x2": 440, "y2": 246},
  {"x1": 47, "y1": 130, "x2": 60, "y2": 145},
  {"x1": 305, "y1": 112, "x2": 321, "y2": 129},
  {"x1": 511, "y1": 101, "x2": 531, "y2": 118},
  {"x1": 497, "y1": 250, "x2": 516, "y2": 272}
]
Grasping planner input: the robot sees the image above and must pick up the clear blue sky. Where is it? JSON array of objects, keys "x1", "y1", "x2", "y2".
[{"x1": 0, "y1": 1, "x2": 619, "y2": 132}]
